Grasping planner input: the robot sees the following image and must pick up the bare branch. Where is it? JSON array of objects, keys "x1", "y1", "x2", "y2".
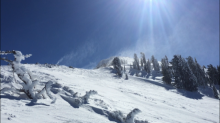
[{"x1": 0, "y1": 57, "x2": 13, "y2": 63}]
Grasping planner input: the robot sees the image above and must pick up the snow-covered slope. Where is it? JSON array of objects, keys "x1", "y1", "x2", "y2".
[{"x1": 1, "y1": 62, "x2": 219, "y2": 123}]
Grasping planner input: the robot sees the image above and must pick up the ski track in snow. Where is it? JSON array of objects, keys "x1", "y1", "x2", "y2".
[{"x1": 1, "y1": 63, "x2": 219, "y2": 123}]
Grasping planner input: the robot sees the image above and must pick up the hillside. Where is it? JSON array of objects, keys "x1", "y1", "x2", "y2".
[{"x1": 0, "y1": 58, "x2": 219, "y2": 123}]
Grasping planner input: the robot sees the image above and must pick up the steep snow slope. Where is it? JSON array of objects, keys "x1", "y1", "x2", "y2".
[{"x1": 1, "y1": 63, "x2": 219, "y2": 123}]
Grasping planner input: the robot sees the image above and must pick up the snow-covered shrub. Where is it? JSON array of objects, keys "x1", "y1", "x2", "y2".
[
  {"x1": 82, "y1": 90, "x2": 97, "y2": 103},
  {"x1": 50, "y1": 88, "x2": 61, "y2": 94},
  {"x1": 109, "y1": 108, "x2": 141, "y2": 123},
  {"x1": 0, "y1": 50, "x2": 55, "y2": 101},
  {"x1": 61, "y1": 90, "x2": 97, "y2": 107},
  {"x1": 50, "y1": 82, "x2": 63, "y2": 94},
  {"x1": 109, "y1": 110, "x2": 125, "y2": 122},
  {"x1": 68, "y1": 90, "x2": 97, "y2": 106},
  {"x1": 51, "y1": 82, "x2": 63, "y2": 88},
  {"x1": 125, "y1": 108, "x2": 141, "y2": 123},
  {"x1": 63, "y1": 86, "x2": 75, "y2": 96}
]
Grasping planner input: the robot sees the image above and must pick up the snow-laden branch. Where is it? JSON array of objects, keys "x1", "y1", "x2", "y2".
[
  {"x1": 0, "y1": 50, "x2": 54, "y2": 102},
  {"x1": 0, "y1": 50, "x2": 16, "y2": 55}
]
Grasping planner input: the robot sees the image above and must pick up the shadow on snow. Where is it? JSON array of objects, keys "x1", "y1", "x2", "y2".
[{"x1": 133, "y1": 76, "x2": 205, "y2": 100}]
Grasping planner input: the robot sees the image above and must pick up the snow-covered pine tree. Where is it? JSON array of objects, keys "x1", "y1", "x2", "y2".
[
  {"x1": 203, "y1": 65, "x2": 212, "y2": 87},
  {"x1": 140, "y1": 52, "x2": 147, "y2": 70},
  {"x1": 112, "y1": 57, "x2": 123, "y2": 77},
  {"x1": 133, "y1": 53, "x2": 140, "y2": 70},
  {"x1": 140, "y1": 58, "x2": 143, "y2": 68},
  {"x1": 212, "y1": 85, "x2": 219, "y2": 99},
  {"x1": 154, "y1": 59, "x2": 160, "y2": 71},
  {"x1": 170, "y1": 55, "x2": 183, "y2": 88},
  {"x1": 186, "y1": 56, "x2": 199, "y2": 86},
  {"x1": 132, "y1": 61, "x2": 137, "y2": 69},
  {"x1": 181, "y1": 57, "x2": 198, "y2": 91},
  {"x1": 151, "y1": 55, "x2": 155, "y2": 70},
  {"x1": 151, "y1": 55, "x2": 160, "y2": 71},
  {"x1": 207, "y1": 64, "x2": 218, "y2": 85},
  {"x1": 194, "y1": 59, "x2": 207, "y2": 87},
  {"x1": 171, "y1": 55, "x2": 198, "y2": 91},
  {"x1": 144, "y1": 59, "x2": 151, "y2": 74},
  {"x1": 141, "y1": 52, "x2": 147, "y2": 65},
  {"x1": 161, "y1": 56, "x2": 172, "y2": 84},
  {"x1": 151, "y1": 55, "x2": 155, "y2": 64}
]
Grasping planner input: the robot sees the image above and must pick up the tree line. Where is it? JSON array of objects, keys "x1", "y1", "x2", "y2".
[{"x1": 112, "y1": 53, "x2": 219, "y2": 99}]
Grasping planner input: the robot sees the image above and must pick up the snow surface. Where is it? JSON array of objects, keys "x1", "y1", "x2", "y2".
[{"x1": 1, "y1": 59, "x2": 219, "y2": 123}]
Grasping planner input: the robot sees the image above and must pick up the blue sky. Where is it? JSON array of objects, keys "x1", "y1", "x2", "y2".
[{"x1": 1, "y1": 0, "x2": 219, "y2": 68}]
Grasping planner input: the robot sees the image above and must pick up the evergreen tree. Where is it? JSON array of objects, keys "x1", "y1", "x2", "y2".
[
  {"x1": 217, "y1": 65, "x2": 220, "y2": 85},
  {"x1": 161, "y1": 56, "x2": 172, "y2": 84},
  {"x1": 151, "y1": 55, "x2": 160, "y2": 71},
  {"x1": 140, "y1": 58, "x2": 143, "y2": 68},
  {"x1": 112, "y1": 57, "x2": 123, "y2": 77},
  {"x1": 207, "y1": 64, "x2": 218, "y2": 85},
  {"x1": 186, "y1": 56, "x2": 204, "y2": 86},
  {"x1": 133, "y1": 61, "x2": 137, "y2": 69},
  {"x1": 194, "y1": 59, "x2": 207, "y2": 87},
  {"x1": 181, "y1": 57, "x2": 198, "y2": 91},
  {"x1": 140, "y1": 52, "x2": 146, "y2": 68},
  {"x1": 170, "y1": 55, "x2": 183, "y2": 88},
  {"x1": 212, "y1": 85, "x2": 219, "y2": 99},
  {"x1": 151, "y1": 55, "x2": 155, "y2": 64},
  {"x1": 203, "y1": 65, "x2": 212, "y2": 87},
  {"x1": 151, "y1": 55, "x2": 155, "y2": 70},
  {"x1": 171, "y1": 55, "x2": 197, "y2": 91},
  {"x1": 141, "y1": 53, "x2": 147, "y2": 65},
  {"x1": 144, "y1": 59, "x2": 151, "y2": 74},
  {"x1": 154, "y1": 59, "x2": 160, "y2": 71},
  {"x1": 133, "y1": 53, "x2": 140, "y2": 70},
  {"x1": 186, "y1": 56, "x2": 197, "y2": 83}
]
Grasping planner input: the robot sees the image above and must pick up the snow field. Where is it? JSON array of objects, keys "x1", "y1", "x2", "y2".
[{"x1": 1, "y1": 62, "x2": 219, "y2": 123}]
